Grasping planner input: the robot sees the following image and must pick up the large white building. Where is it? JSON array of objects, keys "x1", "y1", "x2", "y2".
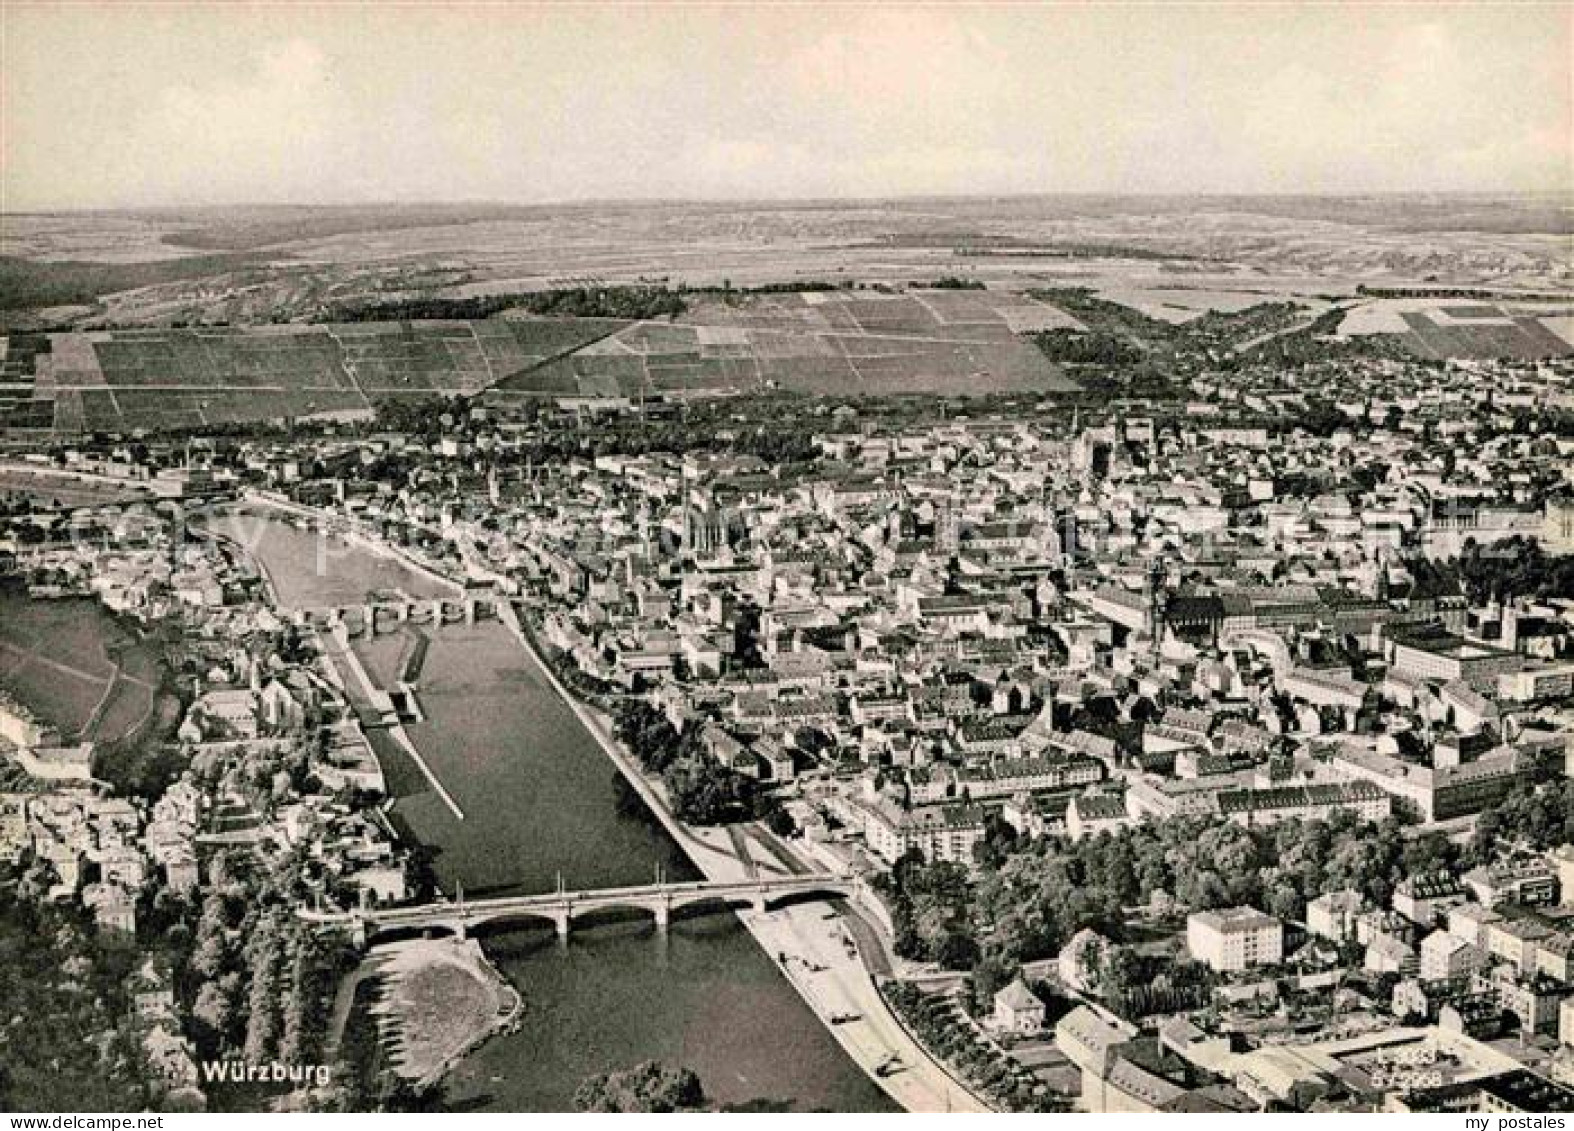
[
  {"x1": 1388, "y1": 632, "x2": 1521, "y2": 693},
  {"x1": 859, "y1": 798, "x2": 986, "y2": 865},
  {"x1": 1217, "y1": 781, "x2": 1391, "y2": 828},
  {"x1": 1328, "y1": 742, "x2": 1533, "y2": 823},
  {"x1": 1187, "y1": 906, "x2": 1283, "y2": 973}
]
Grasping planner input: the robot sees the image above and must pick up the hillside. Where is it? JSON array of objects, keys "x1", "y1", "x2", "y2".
[{"x1": 0, "y1": 289, "x2": 1080, "y2": 434}]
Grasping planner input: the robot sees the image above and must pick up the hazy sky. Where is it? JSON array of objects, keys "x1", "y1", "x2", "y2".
[{"x1": 3, "y1": 3, "x2": 1569, "y2": 209}]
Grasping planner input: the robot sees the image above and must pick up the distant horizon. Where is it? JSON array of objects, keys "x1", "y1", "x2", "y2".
[
  {"x1": 5, "y1": 187, "x2": 1571, "y2": 218},
  {"x1": 3, "y1": 3, "x2": 1567, "y2": 211}
]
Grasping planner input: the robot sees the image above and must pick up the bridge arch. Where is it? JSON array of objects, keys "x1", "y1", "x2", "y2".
[
  {"x1": 663, "y1": 891, "x2": 767, "y2": 921},
  {"x1": 360, "y1": 906, "x2": 566, "y2": 944},
  {"x1": 453, "y1": 906, "x2": 567, "y2": 938},
  {"x1": 560, "y1": 902, "x2": 669, "y2": 933},
  {"x1": 363, "y1": 921, "x2": 468, "y2": 946},
  {"x1": 757, "y1": 885, "x2": 853, "y2": 914}
]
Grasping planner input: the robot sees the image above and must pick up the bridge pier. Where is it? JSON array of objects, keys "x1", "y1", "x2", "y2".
[
  {"x1": 554, "y1": 909, "x2": 571, "y2": 940},
  {"x1": 653, "y1": 901, "x2": 670, "y2": 931}
]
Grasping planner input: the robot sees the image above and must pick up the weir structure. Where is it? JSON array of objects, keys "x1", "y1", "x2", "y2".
[{"x1": 305, "y1": 873, "x2": 864, "y2": 947}]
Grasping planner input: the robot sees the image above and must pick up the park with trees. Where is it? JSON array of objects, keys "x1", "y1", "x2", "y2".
[
  {"x1": 877, "y1": 776, "x2": 1571, "y2": 1017},
  {"x1": 613, "y1": 699, "x2": 785, "y2": 827}
]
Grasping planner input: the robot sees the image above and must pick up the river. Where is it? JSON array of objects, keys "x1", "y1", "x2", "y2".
[
  {"x1": 204, "y1": 508, "x2": 892, "y2": 1113},
  {"x1": 203, "y1": 506, "x2": 457, "y2": 610}
]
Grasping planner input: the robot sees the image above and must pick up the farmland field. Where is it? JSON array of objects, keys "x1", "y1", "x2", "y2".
[
  {"x1": 489, "y1": 288, "x2": 1079, "y2": 400},
  {"x1": 1334, "y1": 299, "x2": 1574, "y2": 359},
  {"x1": 3, "y1": 196, "x2": 1567, "y2": 334},
  {"x1": 1397, "y1": 312, "x2": 1571, "y2": 361},
  {"x1": 1, "y1": 288, "x2": 1079, "y2": 431},
  {"x1": 0, "y1": 589, "x2": 165, "y2": 746},
  {"x1": 1541, "y1": 316, "x2": 1574, "y2": 348},
  {"x1": 0, "y1": 318, "x2": 633, "y2": 432},
  {"x1": 1090, "y1": 286, "x2": 1308, "y2": 324}
]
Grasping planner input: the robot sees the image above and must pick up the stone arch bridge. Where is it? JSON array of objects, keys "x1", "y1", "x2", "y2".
[
  {"x1": 307, "y1": 590, "x2": 503, "y2": 637},
  {"x1": 304, "y1": 873, "x2": 862, "y2": 946}
]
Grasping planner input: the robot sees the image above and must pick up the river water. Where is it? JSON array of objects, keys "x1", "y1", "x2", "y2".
[
  {"x1": 203, "y1": 506, "x2": 457, "y2": 609},
  {"x1": 204, "y1": 509, "x2": 891, "y2": 1113}
]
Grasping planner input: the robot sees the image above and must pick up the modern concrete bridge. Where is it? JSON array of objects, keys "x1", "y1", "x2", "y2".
[{"x1": 307, "y1": 873, "x2": 861, "y2": 945}]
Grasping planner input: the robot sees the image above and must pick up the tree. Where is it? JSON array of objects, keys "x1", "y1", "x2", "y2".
[
  {"x1": 763, "y1": 803, "x2": 797, "y2": 837},
  {"x1": 0, "y1": 901, "x2": 151, "y2": 1111},
  {"x1": 573, "y1": 1061, "x2": 706, "y2": 1112},
  {"x1": 241, "y1": 910, "x2": 287, "y2": 1062},
  {"x1": 191, "y1": 930, "x2": 229, "y2": 980},
  {"x1": 192, "y1": 982, "x2": 234, "y2": 1044},
  {"x1": 1088, "y1": 944, "x2": 1164, "y2": 1017},
  {"x1": 1265, "y1": 879, "x2": 1303, "y2": 924}
]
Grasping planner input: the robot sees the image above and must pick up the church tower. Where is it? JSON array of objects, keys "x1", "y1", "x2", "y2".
[{"x1": 1146, "y1": 558, "x2": 1167, "y2": 648}]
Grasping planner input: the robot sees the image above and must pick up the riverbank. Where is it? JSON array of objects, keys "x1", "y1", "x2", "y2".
[
  {"x1": 502, "y1": 603, "x2": 992, "y2": 1113},
  {"x1": 192, "y1": 521, "x2": 284, "y2": 611},
  {"x1": 362, "y1": 937, "x2": 522, "y2": 1092}
]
